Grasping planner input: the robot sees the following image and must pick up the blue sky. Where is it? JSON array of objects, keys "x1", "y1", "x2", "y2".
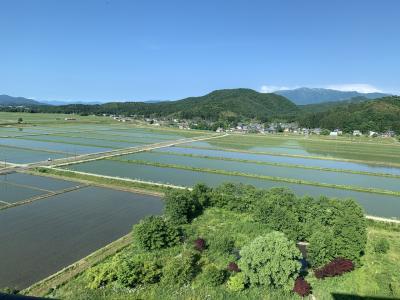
[{"x1": 1, "y1": 0, "x2": 399, "y2": 102}]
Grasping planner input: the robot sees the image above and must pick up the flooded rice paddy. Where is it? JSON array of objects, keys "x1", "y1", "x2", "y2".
[
  {"x1": 0, "y1": 175, "x2": 163, "y2": 289},
  {"x1": 65, "y1": 159, "x2": 400, "y2": 218}
]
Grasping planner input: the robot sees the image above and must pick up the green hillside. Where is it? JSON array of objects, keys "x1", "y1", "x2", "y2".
[
  {"x1": 16, "y1": 89, "x2": 298, "y2": 122},
  {"x1": 299, "y1": 96, "x2": 400, "y2": 133}
]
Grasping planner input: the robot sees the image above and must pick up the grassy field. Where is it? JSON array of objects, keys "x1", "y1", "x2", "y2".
[{"x1": 46, "y1": 211, "x2": 400, "y2": 300}]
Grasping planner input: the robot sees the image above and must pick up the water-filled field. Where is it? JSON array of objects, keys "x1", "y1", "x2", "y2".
[
  {"x1": 0, "y1": 173, "x2": 80, "y2": 205},
  {"x1": 159, "y1": 147, "x2": 400, "y2": 175},
  {"x1": 0, "y1": 123, "x2": 203, "y2": 164},
  {"x1": 183, "y1": 134, "x2": 400, "y2": 165},
  {"x1": 116, "y1": 151, "x2": 400, "y2": 192},
  {"x1": 0, "y1": 182, "x2": 163, "y2": 289},
  {"x1": 64, "y1": 159, "x2": 400, "y2": 218}
]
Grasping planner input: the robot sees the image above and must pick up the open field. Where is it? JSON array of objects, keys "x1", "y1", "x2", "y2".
[{"x1": 0, "y1": 179, "x2": 163, "y2": 290}]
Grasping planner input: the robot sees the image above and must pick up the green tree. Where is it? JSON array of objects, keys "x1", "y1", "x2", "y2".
[
  {"x1": 132, "y1": 216, "x2": 181, "y2": 251},
  {"x1": 238, "y1": 232, "x2": 302, "y2": 291},
  {"x1": 191, "y1": 183, "x2": 213, "y2": 208},
  {"x1": 254, "y1": 188, "x2": 302, "y2": 241},
  {"x1": 17, "y1": 117, "x2": 23, "y2": 124},
  {"x1": 164, "y1": 189, "x2": 201, "y2": 224},
  {"x1": 211, "y1": 182, "x2": 258, "y2": 212},
  {"x1": 331, "y1": 199, "x2": 367, "y2": 264},
  {"x1": 307, "y1": 229, "x2": 336, "y2": 267}
]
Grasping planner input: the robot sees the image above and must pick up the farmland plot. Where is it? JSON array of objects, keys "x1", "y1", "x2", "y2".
[{"x1": 0, "y1": 185, "x2": 163, "y2": 289}]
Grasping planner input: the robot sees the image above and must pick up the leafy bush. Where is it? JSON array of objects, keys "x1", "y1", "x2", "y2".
[
  {"x1": 162, "y1": 250, "x2": 199, "y2": 286},
  {"x1": 116, "y1": 259, "x2": 162, "y2": 287},
  {"x1": 194, "y1": 238, "x2": 206, "y2": 251},
  {"x1": 293, "y1": 277, "x2": 311, "y2": 297},
  {"x1": 132, "y1": 216, "x2": 181, "y2": 251},
  {"x1": 199, "y1": 265, "x2": 226, "y2": 286},
  {"x1": 314, "y1": 258, "x2": 354, "y2": 279},
  {"x1": 329, "y1": 199, "x2": 367, "y2": 264},
  {"x1": 253, "y1": 188, "x2": 303, "y2": 241},
  {"x1": 86, "y1": 262, "x2": 117, "y2": 289},
  {"x1": 373, "y1": 238, "x2": 390, "y2": 254},
  {"x1": 211, "y1": 183, "x2": 258, "y2": 212},
  {"x1": 238, "y1": 231, "x2": 302, "y2": 291},
  {"x1": 209, "y1": 236, "x2": 234, "y2": 254},
  {"x1": 164, "y1": 189, "x2": 201, "y2": 224},
  {"x1": 191, "y1": 183, "x2": 213, "y2": 208},
  {"x1": 227, "y1": 262, "x2": 240, "y2": 273},
  {"x1": 226, "y1": 272, "x2": 247, "y2": 292},
  {"x1": 307, "y1": 229, "x2": 336, "y2": 267}
]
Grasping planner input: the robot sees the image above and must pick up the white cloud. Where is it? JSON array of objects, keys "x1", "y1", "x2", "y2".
[
  {"x1": 325, "y1": 84, "x2": 382, "y2": 94},
  {"x1": 260, "y1": 85, "x2": 292, "y2": 93}
]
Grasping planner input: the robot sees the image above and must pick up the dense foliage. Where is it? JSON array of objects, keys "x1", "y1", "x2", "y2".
[
  {"x1": 238, "y1": 232, "x2": 302, "y2": 291},
  {"x1": 314, "y1": 258, "x2": 354, "y2": 279},
  {"x1": 293, "y1": 277, "x2": 311, "y2": 297},
  {"x1": 299, "y1": 96, "x2": 400, "y2": 133},
  {"x1": 164, "y1": 188, "x2": 202, "y2": 224},
  {"x1": 82, "y1": 183, "x2": 368, "y2": 298},
  {"x1": 132, "y1": 216, "x2": 181, "y2": 250}
]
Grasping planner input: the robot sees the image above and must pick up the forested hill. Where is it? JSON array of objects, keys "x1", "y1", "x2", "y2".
[
  {"x1": 21, "y1": 89, "x2": 299, "y2": 121},
  {"x1": 0, "y1": 95, "x2": 43, "y2": 106},
  {"x1": 298, "y1": 96, "x2": 400, "y2": 133}
]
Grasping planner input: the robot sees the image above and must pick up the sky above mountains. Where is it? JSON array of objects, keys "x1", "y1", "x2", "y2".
[{"x1": 1, "y1": 0, "x2": 399, "y2": 102}]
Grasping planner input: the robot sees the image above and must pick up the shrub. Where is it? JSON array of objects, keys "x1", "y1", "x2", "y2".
[
  {"x1": 328, "y1": 199, "x2": 367, "y2": 264},
  {"x1": 194, "y1": 238, "x2": 206, "y2": 251},
  {"x1": 238, "y1": 231, "x2": 302, "y2": 291},
  {"x1": 293, "y1": 277, "x2": 311, "y2": 297},
  {"x1": 116, "y1": 259, "x2": 162, "y2": 287},
  {"x1": 199, "y1": 265, "x2": 226, "y2": 287},
  {"x1": 211, "y1": 183, "x2": 258, "y2": 212},
  {"x1": 162, "y1": 250, "x2": 199, "y2": 286},
  {"x1": 86, "y1": 262, "x2": 117, "y2": 289},
  {"x1": 307, "y1": 229, "x2": 336, "y2": 267},
  {"x1": 226, "y1": 272, "x2": 247, "y2": 292},
  {"x1": 132, "y1": 216, "x2": 181, "y2": 251},
  {"x1": 164, "y1": 189, "x2": 201, "y2": 224},
  {"x1": 209, "y1": 236, "x2": 234, "y2": 254},
  {"x1": 314, "y1": 258, "x2": 354, "y2": 279},
  {"x1": 373, "y1": 238, "x2": 390, "y2": 254},
  {"x1": 191, "y1": 183, "x2": 213, "y2": 208},
  {"x1": 253, "y1": 188, "x2": 303, "y2": 241},
  {"x1": 227, "y1": 262, "x2": 240, "y2": 273}
]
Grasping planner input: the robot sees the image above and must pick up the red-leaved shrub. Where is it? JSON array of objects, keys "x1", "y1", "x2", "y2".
[
  {"x1": 227, "y1": 262, "x2": 240, "y2": 272},
  {"x1": 293, "y1": 277, "x2": 311, "y2": 297},
  {"x1": 194, "y1": 238, "x2": 206, "y2": 251},
  {"x1": 314, "y1": 258, "x2": 354, "y2": 279}
]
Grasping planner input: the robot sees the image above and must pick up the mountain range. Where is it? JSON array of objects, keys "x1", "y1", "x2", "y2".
[
  {"x1": 0, "y1": 87, "x2": 391, "y2": 107},
  {"x1": 274, "y1": 87, "x2": 389, "y2": 105},
  {"x1": 1, "y1": 88, "x2": 399, "y2": 133}
]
